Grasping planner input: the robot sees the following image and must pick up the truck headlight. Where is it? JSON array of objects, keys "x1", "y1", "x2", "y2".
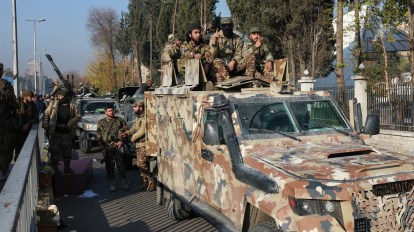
[
  {"x1": 83, "y1": 123, "x2": 97, "y2": 131},
  {"x1": 288, "y1": 196, "x2": 344, "y2": 228}
]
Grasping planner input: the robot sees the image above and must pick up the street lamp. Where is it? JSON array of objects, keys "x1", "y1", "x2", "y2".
[
  {"x1": 39, "y1": 48, "x2": 46, "y2": 95},
  {"x1": 26, "y1": 18, "x2": 45, "y2": 94}
]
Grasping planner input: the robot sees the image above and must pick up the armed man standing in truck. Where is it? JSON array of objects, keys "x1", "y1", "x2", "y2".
[
  {"x1": 0, "y1": 62, "x2": 18, "y2": 181},
  {"x1": 120, "y1": 99, "x2": 155, "y2": 192},
  {"x1": 161, "y1": 34, "x2": 183, "y2": 85},
  {"x1": 43, "y1": 89, "x2": 80, "y2": 175},
  {"x1": 97, "y1": 104, "x2": 130, "y2": 192},
  {"x1": 209, "y1": 17, "x2": 245, "y2": 82},
  {"x1": 242, "y1": 27, "x2": 274, "y2": 80}
]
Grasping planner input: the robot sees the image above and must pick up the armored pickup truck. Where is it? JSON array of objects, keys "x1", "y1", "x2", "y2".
[{"x1": 147, "y1": 61, "x2": 414, "y2": 232}]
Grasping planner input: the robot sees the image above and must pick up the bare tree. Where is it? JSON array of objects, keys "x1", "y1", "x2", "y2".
[{"x1": 87, "y1": 7, "x2": 119, "y2": 89}]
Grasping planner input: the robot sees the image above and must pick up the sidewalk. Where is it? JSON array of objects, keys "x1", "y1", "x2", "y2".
[{"x1": 54, "y1": 153, "x2": 217, "y2": 232}]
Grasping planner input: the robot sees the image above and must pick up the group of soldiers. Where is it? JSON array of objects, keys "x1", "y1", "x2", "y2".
[
  {"x1": 161, "y1": 17, "x2": 274, "y2": 84},
  {"x1": 0, "y1": 62, "x2": 44, "y2": 181},
  {"x1": 96, "y1": 98, "x2": 153, "y2": 192}
]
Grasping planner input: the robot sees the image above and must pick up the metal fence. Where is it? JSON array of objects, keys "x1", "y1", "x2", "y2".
[
  {"x1": 367, "y1": 83, "x2": 414, "y2": 132},
  {"x1": 313, "y1": 86, "x2": 355, "y2": 118},
  {"x1": 0, "y1": 122, "x2": 43, "y2": 232}
]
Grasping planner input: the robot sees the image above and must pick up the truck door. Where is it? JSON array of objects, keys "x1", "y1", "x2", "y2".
[{"x1": 197, "y1": 109, "x2": 237, "y2": 214}]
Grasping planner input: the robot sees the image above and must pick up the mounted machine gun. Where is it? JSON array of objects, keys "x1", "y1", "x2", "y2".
[{"x1": 45, "y1": 54, "x2": 75, "y2": 100}]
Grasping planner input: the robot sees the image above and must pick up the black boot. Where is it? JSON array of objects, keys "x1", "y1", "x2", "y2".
[
  {"x1": 134, "y1": 174, "x2": 148, "y2": 192},
  {"x1": 63, "y1": 161, "x2": 74, "y2": 174}
]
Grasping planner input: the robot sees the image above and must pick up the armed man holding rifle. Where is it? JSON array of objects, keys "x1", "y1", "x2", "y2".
[{"x1": 97, "y1": 104, "x2": 130, "y2": 192}]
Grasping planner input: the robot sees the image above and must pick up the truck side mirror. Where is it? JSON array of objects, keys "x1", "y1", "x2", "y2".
[
  {"x1": 353, "y1": 101, "x2": 363, "y2": 133},
  {"x1": 363, "y1": 114, "x2": 380, "y2": 135},
  {"x1": 203, "y1": 121, "x2": 220, "y2": 145}
]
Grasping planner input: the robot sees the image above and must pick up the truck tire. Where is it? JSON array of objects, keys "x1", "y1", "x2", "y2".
[
  {"x1": 79, "y1": 132, "x2": 91, "y2": 153},
  {"x1": 165, "y1": 191, "x2": 191, "y2": 221},
  {"x1": 249, "y1": 220, "x2": 281, "y2": 232}
]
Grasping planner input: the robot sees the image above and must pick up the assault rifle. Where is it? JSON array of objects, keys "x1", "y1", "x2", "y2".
[{"x1": 45, "y1": 54, "x2": 75, "y2": 100}]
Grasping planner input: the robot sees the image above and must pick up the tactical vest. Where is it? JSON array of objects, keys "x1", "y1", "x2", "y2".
[
  {"x1": 0, "y1": 79, "x2": 15, "y2": 129},
  {"x1": 101, "y1": 117, "x2": 125, "y2": 144}
]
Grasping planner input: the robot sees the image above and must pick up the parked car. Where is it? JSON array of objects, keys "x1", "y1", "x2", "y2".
[{"x1": 76, "y1": 97, "x2": 122, "y2": 153}]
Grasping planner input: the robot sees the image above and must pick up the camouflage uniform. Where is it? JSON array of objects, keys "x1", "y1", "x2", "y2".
[
  {"x1": 161, "y1": 44, "x2": 181, "y2": 65},
  {"x1": 97, "y1": 115, "x2": 128, "y2": 184},
  {"x1": 15, "y1": 93, "x2": 39, "y2": 159},
  {"x1": 43, "y1": 96, "x2": 80, "y2": 174},
  {"x1": 209, "y1": 30, "x2": 244, "y2": 81},
  {"x1": 0, "y1": 78, "x2": 18, "y2": 180},
  {"x1": 161, "y1": 39, "x2": 183, "y2": 85},
  {"x1": 182, "y1": 40, "x2": 213, "y2": 63},
  {"x1": 124, "y1": 100, "x2": 155, "y2": 191},
  {"x1": 242, "y1": 41, "x2": 274, "y2": 79}
]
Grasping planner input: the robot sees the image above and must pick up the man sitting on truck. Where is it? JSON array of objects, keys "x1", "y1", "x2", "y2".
[
  {"x1": 161, "y1": 34, "x2": 183, "y2": 85},
  {"x1": 242, "y1": 26, "x2": 274, "y2": 79},
  {"x1": 209, "y1": 17, "x2": 245, "y2": 82},
  {"x1": 181, "y1": 22, "x2": 213, "y2": 81}
]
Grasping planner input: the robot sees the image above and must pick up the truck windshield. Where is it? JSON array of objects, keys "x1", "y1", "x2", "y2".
[
  {"x1": 289, "y1": 100, "x2": 348, "y2": 131},
  {"x1": 238, "y1": 102, "x2": 298, "y2": 138},
  {"x1": 236, "y1": 98, "x2": 349, "y2": 138}
]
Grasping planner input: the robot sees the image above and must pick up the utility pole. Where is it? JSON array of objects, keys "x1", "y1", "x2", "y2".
[
  {"x1": 12, "y1": 0, "x2": 19, "y2": 96},
  {"x1": 26, "y1": 18, "x2": 45, "y2": 94}
]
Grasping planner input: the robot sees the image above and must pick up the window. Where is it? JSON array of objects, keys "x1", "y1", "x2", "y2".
[
  {"x1": 290, "y1": 100, "x2": 348, "y2": 131},
  {"x1": 203, "y1": 110, "x2": 224, "y2": 145},
  {"x1": 249, "y1": 103, "x2": 297, "y2": 133}
]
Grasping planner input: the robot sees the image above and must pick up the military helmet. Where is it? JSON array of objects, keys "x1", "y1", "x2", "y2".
[
  {"x1": 168, "y1": 34, "x2": 176, "y2": 43},
  {"x1": 220, "y1": 17, "x2": 233, "y2": 25},
  {"x1": 134, "y1": 100, "x2": 144, "y2": 107},
  {"x1": 249, "y1": 26, "x2": 261, "y2": 34}
]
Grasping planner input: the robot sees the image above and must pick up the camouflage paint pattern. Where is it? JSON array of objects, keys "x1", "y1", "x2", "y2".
[
  {"x1": 149, "y1": 87, "x2": 414, "y2": 231},
  {"x1": 144, "y1": 92, "x2": 157, "y2": 157},
  {"x1": 0, "y1": 79, "x2": 18, "y2": 173}
]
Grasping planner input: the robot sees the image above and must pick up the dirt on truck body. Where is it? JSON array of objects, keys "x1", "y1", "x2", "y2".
[{"x1": 146, "y1": 61, "x2": 414, "y2": 232}]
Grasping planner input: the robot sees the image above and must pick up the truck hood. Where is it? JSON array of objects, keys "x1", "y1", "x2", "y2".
[
  {"x1": 78, "y1": 113, "x2": 123, "y2": 130},
  {"x1": 248, "y1": 142, "x2": 414, "y2": 181},
  {"x1": 80, "y1": 114, "x2": 106, "y2": 124}
]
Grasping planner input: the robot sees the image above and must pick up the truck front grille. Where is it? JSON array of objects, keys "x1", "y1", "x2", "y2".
[{"x1": 352, "y1": 181, "x2": 414, "y2": 232}]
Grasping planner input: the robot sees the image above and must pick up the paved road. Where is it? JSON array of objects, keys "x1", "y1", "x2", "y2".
[{"x1": 55, "y1": 146, "x2": 218, "y2": 232}]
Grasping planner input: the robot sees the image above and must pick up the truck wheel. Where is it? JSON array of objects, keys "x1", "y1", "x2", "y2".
[
  {"x1": 79, "y1": 133, "x2": 91, "y2": 153},
  {"x1": 165, "y1": 191, "x2": 191, "y2": 221},
  {"x1": 156, "y1": 183, "x2": 164, "y2": 206},
  {"x1": 249, "y1": 221, "x2": 281, "y2": 232}
]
